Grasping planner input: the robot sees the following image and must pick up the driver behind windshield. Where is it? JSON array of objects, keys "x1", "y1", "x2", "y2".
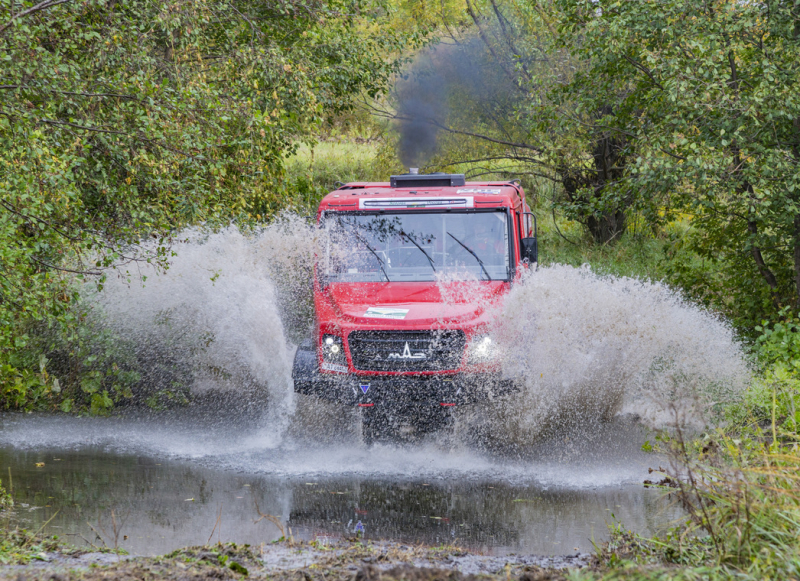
[{"x1": 471, "y1": 214, "x2": 506, "y2": 264}]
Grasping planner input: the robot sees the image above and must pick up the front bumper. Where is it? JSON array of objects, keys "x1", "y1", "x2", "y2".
[{"x1": 291, "y1": 340, "x2": 516, "y2": 407}]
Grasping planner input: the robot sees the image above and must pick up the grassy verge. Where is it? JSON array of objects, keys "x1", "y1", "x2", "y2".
[
  {"x1": 568, "y1": 373, "x2": 800, "y2": 581},
  {"x1": 537, "y1": 211, "x2": 673, "y2": 282}
]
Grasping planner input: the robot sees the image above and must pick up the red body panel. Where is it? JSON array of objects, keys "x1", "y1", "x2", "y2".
[{"x1": 314, "y1": 181, "x2": 531, "y2": 377}]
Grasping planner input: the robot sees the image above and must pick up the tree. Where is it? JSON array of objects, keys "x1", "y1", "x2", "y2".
[
  {"x1": 0, "y1": 0, "x2": 414, "y2": 403},
  {"x1": 556, "y1": 0, "x2": 800, "y2": 326}
]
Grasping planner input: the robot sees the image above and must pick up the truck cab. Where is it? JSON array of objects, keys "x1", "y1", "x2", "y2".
[{"x1": 292, "y1": 172, "x2": 537, "y2": 443}]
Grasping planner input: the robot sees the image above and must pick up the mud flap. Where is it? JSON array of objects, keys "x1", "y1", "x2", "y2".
[{"x1": 291, "y1": 339, "x2": 318, "y2": 393}]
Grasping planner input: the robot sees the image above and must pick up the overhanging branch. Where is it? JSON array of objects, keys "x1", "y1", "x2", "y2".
[{"x1": 0, "y1": 0, "x2": 74, "y2": 36}]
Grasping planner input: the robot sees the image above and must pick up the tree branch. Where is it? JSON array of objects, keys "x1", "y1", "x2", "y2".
[
  {"x1": 30, "y1": 256, "x2": 102, "y2": 276},
  {"x1": 0, "y1": 199, "x2": 83, "y2": 242},
  {"x1": 465, "y1": 0, "x2": 526, "y2": 93},
  {"x1": 621, "y1": 54, "x2": 664, "y2": 90},
  {"x1": 41, "y1": 119, "x2": 127, "y2": 135},
  {"x1": 552, "y1": 206, "x2": 580, "y2": 246},
  {"x1": 747, "y1": 219, "x2": 781, "y2": 309},
  {"x1": 427, "y1": 118, "x2": 544, "y2": 153},
  {"x1": 0, "y1": 0, "x2": 74, "y2": 36},
  {"x1": 365, "y1": 100, "x2": 545, "y2": 153},
  {"x1": 488, "y1": 0, "x2": 533, "y2": 83}
]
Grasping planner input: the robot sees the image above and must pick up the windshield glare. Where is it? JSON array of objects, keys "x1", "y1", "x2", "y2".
[{"x1": 322, "y1": 211, "x2": 511, "y2": 282}]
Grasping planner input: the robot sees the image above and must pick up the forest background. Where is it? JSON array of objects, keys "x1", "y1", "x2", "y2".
[{"x1": 2, "y1": 0, "x2": 800, "y2": 578}]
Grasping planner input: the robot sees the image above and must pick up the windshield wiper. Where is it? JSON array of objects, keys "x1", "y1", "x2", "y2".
[
  {"x1": 400, "y1": 231, "x2": 436, "y2": 273},
  {"x1": 447, "y1": 232, "x2": 492, "y2": 281},
  {"x1": 354, "y1": 233, "x2": 391, "y2": 282}
]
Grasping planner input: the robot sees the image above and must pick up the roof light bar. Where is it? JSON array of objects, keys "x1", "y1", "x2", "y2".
[
  {"x1": 359, "y1": 197, "x2": 474, "y2": 210},
  {"x1": 390, "y1": 172, "x2": 466, "y2": 188}
]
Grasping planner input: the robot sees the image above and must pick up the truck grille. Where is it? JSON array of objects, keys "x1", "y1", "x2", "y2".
[{"x1": 348, "y1": 330, "x2": 466, "y2": 372}]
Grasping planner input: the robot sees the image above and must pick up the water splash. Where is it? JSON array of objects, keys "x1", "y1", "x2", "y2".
[
  {"x1": 460, "y1": 264, "x2": 749, "y2": 452},
  {"x1": 93, "y1": 216, "x2": 316, "y2": 446},
  {"x1": 90, "y1": 219, "x2": 748, "y2": 454}
]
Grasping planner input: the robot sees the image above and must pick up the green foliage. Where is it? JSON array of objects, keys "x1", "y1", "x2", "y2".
[
  {"x1": 726, "y1": 368, "x2": 800, "y2": 438},
  {"x1": 719, "y1": 314, "x2": 800, "y2": 437},
  {"x1": 0, "y1": 360, "x2": 52, "y2": 411},
  {"x1": 538, "y1": 212, "x2": 673, "y2": 282},
  {"x1": 707, "y1": 308, "x2": 800, "y2": 437},
  {"x1": 0, "y1": 0, "x2": 419, "y2": 409},
  {"x1": 0, "y1": 478, "x2": 11, "y2": 511},
  {"x1": 278, "y1": 139, "x2": 395, "y2": 214},
  {"x1": 556, "y1": 0, "x2": 800, "y2": 328},
  {"x1": 755, "y1": 314, "x2": 800, "y2": 370}
]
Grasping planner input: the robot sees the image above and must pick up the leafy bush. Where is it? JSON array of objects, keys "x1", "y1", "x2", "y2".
[
  {"x1": 726, "y1": 368, "x2": 800, "y2": 439},
  {"x1": 719, "y1": 314, "x2": 800, "y2": 436},
  {"x1": 0, "y1": 0, "x2": 417, "y2": 408},
  {"x1": 0, "y1": 478, "x2": 11, "y2": 511},
  {"x1": 1, "y1": 298, "x2": 206, "y2": 414}
]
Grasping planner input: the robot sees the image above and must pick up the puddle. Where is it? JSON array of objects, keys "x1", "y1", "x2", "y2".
[{"x1": 0, "y1": 444, "x2": 681, "y2": 557}]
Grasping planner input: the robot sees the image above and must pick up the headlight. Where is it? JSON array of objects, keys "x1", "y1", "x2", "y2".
[
  {"x1": 467, "y1": 335, "x2": 499, "y2": 364},
  {"x1": 320, "y1": 334, "x2": 348, "y2": 372}
]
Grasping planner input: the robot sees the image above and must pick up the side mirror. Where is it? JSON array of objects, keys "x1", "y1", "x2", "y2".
[{"x1": 521, "y1": 237, "x2": 538, "y2": 264}]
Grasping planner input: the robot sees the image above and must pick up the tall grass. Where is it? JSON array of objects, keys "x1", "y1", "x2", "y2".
[
  {"x1": 578, "y1": 404, "x2": 800, "y2": 580},
  {"x1": 278, "y1": 139, "x2": 402, "y2": 214}
]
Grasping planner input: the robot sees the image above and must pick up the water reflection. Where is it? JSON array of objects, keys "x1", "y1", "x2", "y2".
[{"x1": 0, "y1": 448, "x2": 680, "y2": 556}]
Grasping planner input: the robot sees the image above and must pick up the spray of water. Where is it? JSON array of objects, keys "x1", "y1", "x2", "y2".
[
  {"x1": 459, "y1": 264, "x2": 749, "y2": 453},
  {"x1": 89, "y1": 220, "x2": 748, "y2": 455},
  {"x1": 93, "y1": 216, "x2": 317, "y2": 446}
]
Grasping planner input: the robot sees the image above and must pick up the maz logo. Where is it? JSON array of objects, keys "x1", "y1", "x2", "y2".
[{"x1": 387, "y1": 342, "x2": 427, "y2": 360}]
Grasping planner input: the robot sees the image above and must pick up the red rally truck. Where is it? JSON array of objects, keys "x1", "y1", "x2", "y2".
[{"x1": 292, "y1": 172, "x2": 538, "y2": 443}]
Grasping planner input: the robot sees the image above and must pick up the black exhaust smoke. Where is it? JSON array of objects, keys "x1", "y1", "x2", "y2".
[
  {"x1": 394, "y1": 37, "x2": 517, "y2": 169},
  {"x1": 397, "y1": 94, "x2": 445, "y2": 169}
]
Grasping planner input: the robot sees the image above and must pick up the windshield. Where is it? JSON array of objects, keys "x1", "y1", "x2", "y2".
[{"x1": 322, "y1": 211, "x2": 511, "y2": 282}]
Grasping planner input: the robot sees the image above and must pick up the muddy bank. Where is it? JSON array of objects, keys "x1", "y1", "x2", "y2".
[{"x1": 0, "y1": 539, "x2": 590, "y2": 580}]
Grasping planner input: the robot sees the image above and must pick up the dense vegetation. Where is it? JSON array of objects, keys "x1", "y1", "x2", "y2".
[
  {"x1": 0, "y1": 0, "x2": 419, "y2": 409},
  {"x1": 1, "y1": 0, "x2": 800, "y2": 577}
]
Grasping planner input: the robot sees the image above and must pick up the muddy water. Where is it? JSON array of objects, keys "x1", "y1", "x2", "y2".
[{"x1": 0, "y1": 413, "x2": 682, "y2": 558}]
